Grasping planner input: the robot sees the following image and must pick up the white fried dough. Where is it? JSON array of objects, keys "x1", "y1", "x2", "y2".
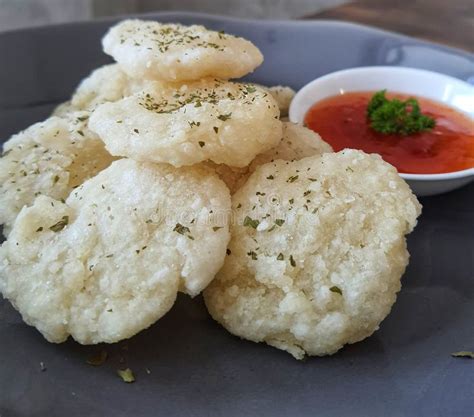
[
  {"x1": 0, "y1": 159, "x2": 231, "y2": 344},
  {"x1": 102, "y1": 20, "x2": 263, "y2": 81},
  {"x1": 204, "y1": 150, "x2": 421, "y2": 359},
  {"x1": 267, "y1": 86, "x2": 296, "y2": 117},
  {"x1": 0, "y1": 112, "x2": 115, "y2": 234},
  {"x1": 209, "y1": 122, "x2": 332, "y2": 193},
  {"x1": 52, "y1": 64, "x2": 143, "y2": 116},
  {"x1": 89, "y1": 79, "x2": 282, "y2": 168}
]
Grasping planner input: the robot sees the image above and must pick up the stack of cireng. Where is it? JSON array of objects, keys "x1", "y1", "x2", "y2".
[{"x1": 0, "y1": 20, "x2": 421, "y2": 359}]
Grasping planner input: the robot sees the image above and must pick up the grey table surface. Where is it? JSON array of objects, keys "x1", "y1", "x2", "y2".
[{"x1": 0, "y1": 12, "x2": 473, "y2": 417}]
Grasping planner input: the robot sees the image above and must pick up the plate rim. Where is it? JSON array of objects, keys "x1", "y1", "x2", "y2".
[{"x1": 1, "y1": 10, "x2": 473, "y2": 61}]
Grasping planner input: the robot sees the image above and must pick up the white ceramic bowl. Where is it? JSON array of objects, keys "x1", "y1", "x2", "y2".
[{"x1": 289, "y1": 66, "x2": 474, "y2": 197}]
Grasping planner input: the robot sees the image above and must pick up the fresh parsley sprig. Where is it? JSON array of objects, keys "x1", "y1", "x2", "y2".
[{"x1": 367, "y1": 90, "x2": 435, "y2": 135}]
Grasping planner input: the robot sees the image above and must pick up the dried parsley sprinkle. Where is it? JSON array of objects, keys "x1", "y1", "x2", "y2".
[
  {"x1": 133, "y1": 128, "x2": 140, "y2": 134},
  {"x1": 243, "y1": 216, "x2": 259, "y2": 229},
  {"x1": 213, "y1": 126, "x2": 219, "y2": 133},
  {"x1": 198, "y1": 141, "x2": 205, "y2": 147},
  {"x1": 77, "y1": 130, "x2": 84, "y2": 137},
  {"x1": 49, "y1": 216, "x2": 69, "y2": 232},
  {"x1": 289, "y1": 255, "x2": 296, "y2": 267},
  {"x1": 36, "y1": 227, "x2": 43, "y2": 232},
  {"x1": 275, "y1": 219, "x2": 285, "y2": 226},
  {"x1": 289, "y1": 198, "x2": 294, "y2": 204},
  {"x1": 226, "y1": 248, "x2": 232, "y2": 255},
  {"x1": 277, "y1": 253, "x2": 284, "y2": 261},
  {"x1": 303, "y1": 191, "x2": 311, "y2": 197},
  {"x1": 217, "y1": 113, "x2": 232, "y2": 121},
  {"x1": 212, "y1": 226, "x2": 223, "y2": 231},
  {"x1": 330, "y1": 286, "x2": 343, "y2": 295},
  {"x1": 53, "y1": 175, "x2": 60, "y2": 184},
  {"x1": 287, "y1": 175, "x2": 299, "y2": 183},
  {"x1": 451, "y1": 351, "x2": 474, "y2": 359},
  {"x1": 247, "y1": 251, "x2": 258, "y2": 260},
  {"x1": 117, "y1": 368, "x2": 135, "y2": 383},
  {"x1": 173, "y1": 223, "x2": 190, "y2": 235},
  {"x1": 266, "y1": 175, "x2": 274, "y2": 180}
]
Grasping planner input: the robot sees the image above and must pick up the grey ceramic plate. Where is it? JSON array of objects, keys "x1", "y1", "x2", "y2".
[{"x1": 0, "y1": 12, "x2": 473, "y2": 417}]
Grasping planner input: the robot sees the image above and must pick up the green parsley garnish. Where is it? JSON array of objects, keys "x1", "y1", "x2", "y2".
[
  {"x1": 367, "y1": 90, "x2": 435, "y2": 135},
  {"x1": 49, "y1": 216, "x2": 69, "y2": 232},
  {"x1": 289, "y1": 255, "x2": 296, "y2": 267},
  {"x1": 277, "y1": 253, "x2": 284, "y2": 261},
  {"x1": 117, "y1": 368, "x2": 135, "y2": 383},
  {"x1": 198, "y1": 141, "x2": 205, "y2": 147},
  {"x1": 329, "y1": 286, "x2": 343, "y2": 295},
  {"x1": 275, "y1": 219, "x2": 285, "y2": 226}
]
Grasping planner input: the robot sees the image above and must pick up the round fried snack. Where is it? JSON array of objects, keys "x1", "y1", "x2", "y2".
[
  {"x1": 0, "y1": 112, "x2": 115, "y2": 235},
  {"x1": 209, "y1": 122, "x2": 333, "y2": 194},
  {"x1": 0, "y1": 159, "x2": 231, "y2": 344},
  {"x1": 52, "y1": 64, "x2": 144, "y2": 117},
  {"x1": 89, "y1": 79, "x2": 282, "y2": 168},
  {"x1": 204, "y1": 150, "x2": 421, "y2": 359},
  {"x1": 102, "y1": 20, "x2": 263, "y2": 81}
]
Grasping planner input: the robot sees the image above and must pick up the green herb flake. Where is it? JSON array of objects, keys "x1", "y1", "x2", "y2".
[
  {"x1": 329, "y1": 286, "x2": 343, "y2": 295},
  {"x1": 247, "y1": 251, "x2": 258, "y2": 260},
  {"x1": 86, "y1": 350, "x2": 108, "y2": 366},
  {"x1": 217, "y1": 113, "x2": 232, "y2": 121},
  {"x1": 287, "y1": 175, "x2": 299, "y2": 183},
  {"x1": 36, "y1": 227, "x2": 43, "y2": 232},
  {"x1": 212, "y1": 226, "x2": 223, "y2": 232},
  {"x1": 49, "y1": 216, "x2": 69, "y2": 232},
  {"x1": 243, "y1": 216, "x2": 260, "y2": 229},
  {"x1": 53, "y1": 175, "x2": 60, "y2": 184},
  {"x1": 266, "y1": 175, "x2": 274, "y2": 180},
  {"x1": 198, "y1": 141, "x2": 205, "y2": 147},
  {"x1": 275, "y1": 219, "x2": 285, "y2": 227},
  {"x1": 451, "y1": 351, "x2": 474, "y2": 359},
  {"x1": 117, "y1": 368, "x2": 135, "y2": 383},
  {"x1": 367, "y1": 90, "x2": 436, "y2": 135},
  {"x1": 213, "y1": 126, "x2": 219, "y2": 133},
  {"x1": 173, "y1": 223, "x2": 190, "y2": 235},
  {"x1": 289, "y1": 255, "x2": 296, "y2": 267},
  {"x1": 226, "y1": 248, "x2": 232, "y2": 255},
  {"x1": 277, "y1": 253, "x2": 284, "y2": 261}
]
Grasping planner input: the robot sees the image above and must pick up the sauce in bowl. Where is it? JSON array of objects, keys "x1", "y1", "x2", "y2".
[{"x1": 304, "y1": 92, "x2": 474, "y2": 174}]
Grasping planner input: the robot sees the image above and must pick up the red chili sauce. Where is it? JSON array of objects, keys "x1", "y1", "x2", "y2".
[{"x1": 304, "y1": 91, "x2": 474, "y2": 174}]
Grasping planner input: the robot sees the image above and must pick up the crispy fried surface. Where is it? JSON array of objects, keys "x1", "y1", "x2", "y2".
[
  {"x1": 204, "y1": 150, "x2": 421, "y2": 358},
  {"x1": 0, "y1": 159, "x2": 231, "y2": 344},
  {"x1": 102, "y1": 20, "x2": 263, "y2": 81},
  {"x1": 89, "y1": 79, "x2": 282, "y2": 168}
]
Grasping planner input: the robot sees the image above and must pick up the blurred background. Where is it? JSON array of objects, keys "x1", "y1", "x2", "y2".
[
  {"x1": 0, "y1": 0, "x2": 348, "y2": 31},
  {"x1": 0, "y1": 0, "x2": 472, "y2": 51}
]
